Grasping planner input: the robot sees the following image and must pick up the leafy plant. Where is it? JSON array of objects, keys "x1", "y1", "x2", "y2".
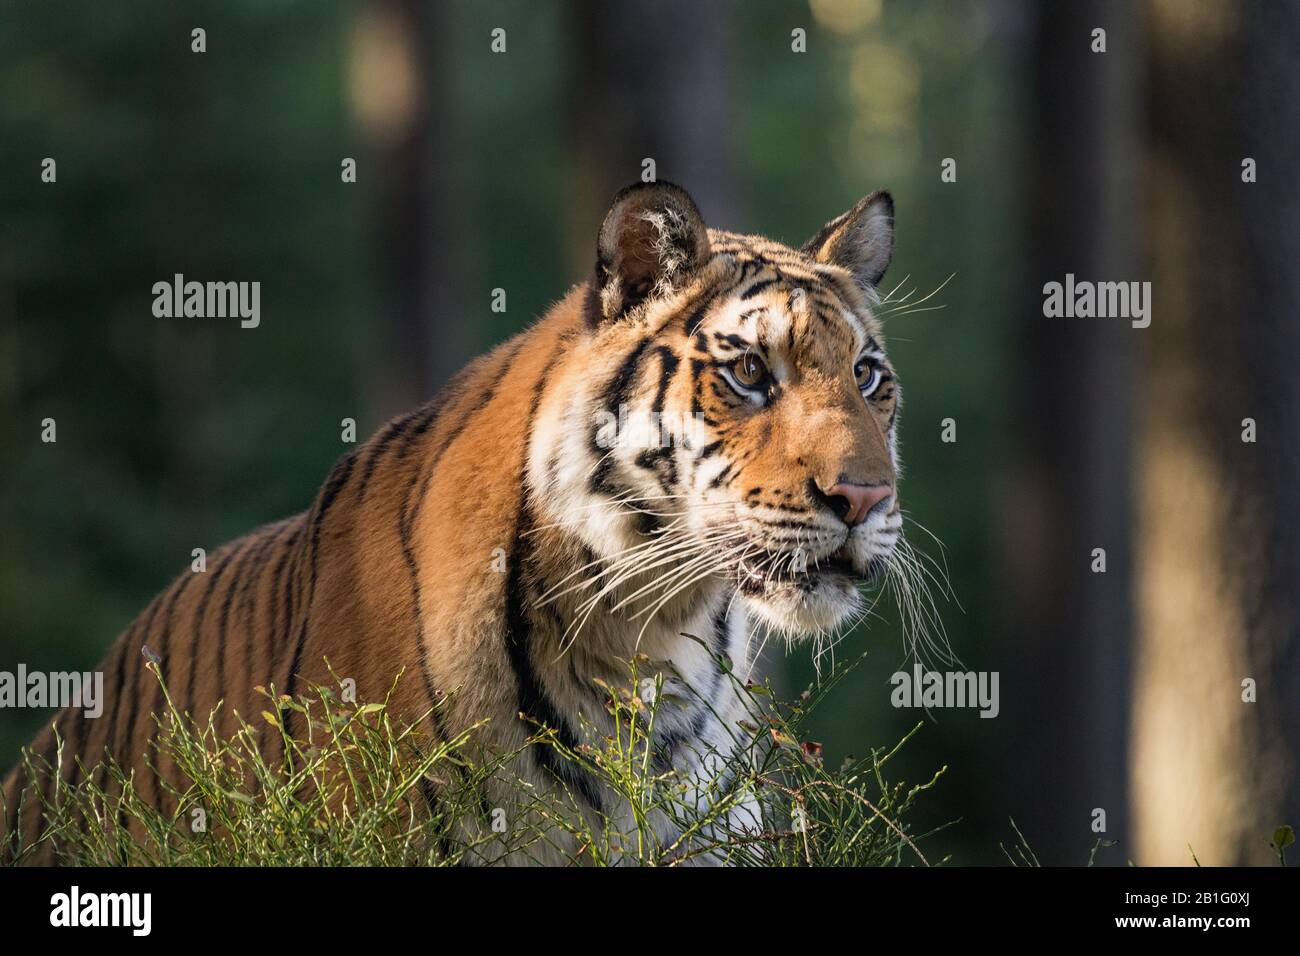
[{"x1": 5, "y1": 651, "x2": 946, "y2": 867}]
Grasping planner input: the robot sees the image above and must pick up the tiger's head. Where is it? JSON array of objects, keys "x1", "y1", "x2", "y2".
[{"x1": 534, "y1": 181, "x2": 902, "y2": 641}]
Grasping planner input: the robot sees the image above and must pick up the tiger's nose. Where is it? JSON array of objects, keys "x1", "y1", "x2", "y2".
[{"x1": 820, "y1": 482, "x2": 893, "y2": 527}]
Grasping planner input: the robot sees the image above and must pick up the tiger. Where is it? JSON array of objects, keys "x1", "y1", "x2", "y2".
[{"x1": 2, "y1": 180, "x2": 904, "y2": 865}]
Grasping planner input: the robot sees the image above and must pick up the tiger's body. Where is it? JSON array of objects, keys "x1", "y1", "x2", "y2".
[{"x1": 4, "y1": 182, "x2": 904, "y2": 864}]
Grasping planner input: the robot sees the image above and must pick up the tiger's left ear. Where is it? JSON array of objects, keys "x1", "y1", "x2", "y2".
[
  {"x1": 801, "y1": 190, "x2": 894, "y2": 291},
  {"x1": 595, "y1": 181, "x2": 711, "y2": 322}
]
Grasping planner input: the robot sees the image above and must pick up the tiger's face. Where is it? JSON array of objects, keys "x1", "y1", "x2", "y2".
[
  {"x1": 680, "y1": 242, "x2": 900, "y2": 636},
  {"x1": 536, "y1": 182, "x2": 901, "y2": 641}
]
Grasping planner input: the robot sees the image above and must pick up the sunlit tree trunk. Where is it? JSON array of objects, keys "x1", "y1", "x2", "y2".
[{"x1": 1131, "y1": 0, "x2": 1299, "y2": 866}]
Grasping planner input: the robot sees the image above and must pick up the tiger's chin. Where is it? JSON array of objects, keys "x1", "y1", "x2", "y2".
[{"x1": 737, "y1": 560, "x2": 868, "y2": 637}]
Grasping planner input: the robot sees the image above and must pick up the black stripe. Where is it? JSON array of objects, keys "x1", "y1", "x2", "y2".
[
  {"x1": 56, "y1": 703, "x2": 91, "y2": 853},
  {"x1": 691, "y1": 599, "x2": 733, "y2": 738},
  {"x1": 264, "y1": 535, "x2": 294, "y2": 667},
  {"x1": 255, "y1": 523, "x2": 300, "y2": 762},
  {"x1": 821, "y1": 270, "x2": 861, "y2": 309},
  {"x1": 641, "y1": 346, "x2": 683, "y2": 490},
  {"x1": 188, "y1": 548, "x2": 234, "y2": 719},
  {"x1": 427, "y1": 339, "x2": 527, "y2": 465},
  {"x1": 683, "y1": 287, "x2": 723, "y2": 337},
  {"x1": 652, "y1": 729, "x2": 685, "y2": 773},
  {"x1": 272, "y1": 524, "x2": 306, "y2": 761},
  {"x1": 119, "y1": 589, "x2": 168, "y2": 769},
  {"x1": 389, "y1": 403, "x2": 444, "y2": 468},
  {"x1": 282, "y1": 450, "x2": 358, "y2": 737},
  {"x1": 652, "y1": 345, "x2": 679, "y2": 411},
  {"x1": 355, "y1": 411, "x2": 418, "y2": 500},
  {"x1": 733, "y1": 257, "x2": 765, "y2": 286},
  {"x1": 690, "y1": 361, "x2": 720, "y2": 431},
  {"x1": 240, "y1": 521, "x2": 291, "y2": 709},
  {"x1": 589, "y1": 337, "x2": 651, "y2": 496},
  {"x1": 379, "y1": 344, "x2": 516, "y2": 495},
  {"x1": 142, "y1": 567, "x2": 201, "y2": 814},
  {"x1": 155, "y1": 566, "x2": 200, "y2": 704},
  {"x1": 226, "y1": 521, "x2": 282, "y2": 756},
  {"x1": 505, "y1": 502, "x2": 605, "y2": 812},
  {"x1": 214, "y1": 537, "x2": 259, "y2": 720},
  {"x1": 106, "y1": 590, "x2": 164, "y2": 826},
  {"x1": 93, "y1": 617, "x2": 137, "y2": 796},
  {"x1": 417, "y1": 776, "x2": 459, "y2": 861}
]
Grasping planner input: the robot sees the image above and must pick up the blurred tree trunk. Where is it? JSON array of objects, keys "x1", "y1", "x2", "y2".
[
  {"x1": 566, "y1": 0, "x2": 735, "y2": 270},
  {"x1": 1131, "y1": 0, "x2": 1300, "y2": 865},
  {"x1": 352, "y1": 0, "x2": 472, "y2": 412},
  {"x1": 1000, "y1": 0, "x2": 1141, "y2": 864}
]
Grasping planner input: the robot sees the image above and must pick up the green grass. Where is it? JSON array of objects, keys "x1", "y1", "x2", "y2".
[{"x1": 5, "y1": 649, "x2": 950, "y2": 866}]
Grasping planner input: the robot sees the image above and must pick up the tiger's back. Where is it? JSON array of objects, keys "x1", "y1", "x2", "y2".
[{"x1": 3, "y1": 323, "x2": 571, "y2": 862}]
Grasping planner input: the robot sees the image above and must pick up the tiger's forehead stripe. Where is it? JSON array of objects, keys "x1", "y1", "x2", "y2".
[{"x1": 678, "y1": 248, "x2": 871, "y2": 370}]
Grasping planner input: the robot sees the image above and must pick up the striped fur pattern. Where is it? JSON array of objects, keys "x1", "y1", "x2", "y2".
[{"x1": 3, "y1": 182, "x2": 903, "y2": 863}]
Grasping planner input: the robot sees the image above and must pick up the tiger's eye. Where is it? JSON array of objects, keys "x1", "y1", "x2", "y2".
[
  {"x1": 855, "y1": 358, "x2": 883, "y2": 397},
  {"x1": 854, "y1": 359, "x2": 872, "y2": 387},
  {"x1": 732, "y1": 353, "x2": 768, "y2": 389}
]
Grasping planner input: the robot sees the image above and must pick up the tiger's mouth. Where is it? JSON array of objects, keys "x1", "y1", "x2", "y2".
[
  {"x1": 735, "y1": 550, "x2": 883, "y2": 595},
  {"x1": 733, "y1": 547, "x2": 873, "y2": 635}
]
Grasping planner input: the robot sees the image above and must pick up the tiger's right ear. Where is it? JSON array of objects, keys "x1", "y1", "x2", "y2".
[
  {"x1": 801, "y1": 190, "x2": 894, "y2": 291},
  {"x1": 594, "y1": 181, "x2": 711, "y2": 323}
]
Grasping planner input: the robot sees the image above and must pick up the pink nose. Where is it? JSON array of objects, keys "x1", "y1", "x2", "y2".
[{"x1": 824, "y1": 482, "x2": 893, "y2": 527}]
